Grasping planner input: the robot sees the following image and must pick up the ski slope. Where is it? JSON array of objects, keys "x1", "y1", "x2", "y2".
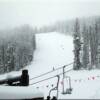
[
  {"x1": 0, "y1": 32, "x2": 100, "y2": 99},
  {"x1": 27, "y1": 32, "x2": 100, "y2": 99},
  {"x1": 27, "y1": 32, "x2": 74, "y2": 77}
]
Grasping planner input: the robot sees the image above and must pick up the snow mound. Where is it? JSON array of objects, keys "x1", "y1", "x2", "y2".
[{"x1": 0, "y1": 86, "x2": 43, "y2": 99}]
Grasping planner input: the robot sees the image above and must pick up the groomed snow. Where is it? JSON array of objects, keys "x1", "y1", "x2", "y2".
[
  {"x1": 0, "y1": 32, "x2": 100, "y2": 99},
  {"x1": 27, "y1": 32, "x2": 74, "y2": 77}
]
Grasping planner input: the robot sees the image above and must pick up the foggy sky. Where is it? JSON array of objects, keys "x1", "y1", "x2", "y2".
[{"x1": 0, "y1": 0, "x2": 100, "y2": 29}]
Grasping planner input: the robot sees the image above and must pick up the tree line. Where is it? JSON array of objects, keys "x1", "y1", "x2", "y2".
[
  {"x1": 73, "y1": 17, "x2": 100, "y2": 70},
  {"x1": 0, "y1": 25, "x2": 36, "y2": 74}
]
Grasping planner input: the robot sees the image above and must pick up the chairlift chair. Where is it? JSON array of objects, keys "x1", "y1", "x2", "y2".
[{"x1": 62, "y1": 76, "x2": 73, "y2": 94}]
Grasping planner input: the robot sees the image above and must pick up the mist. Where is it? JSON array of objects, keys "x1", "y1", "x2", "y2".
[{"x1": 0, "y1": 0, "x2": 100, "y2": 29}]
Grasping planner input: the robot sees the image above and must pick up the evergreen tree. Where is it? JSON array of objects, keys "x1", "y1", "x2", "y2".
[
  {"x1": 82, "y1": 24, "x2": 89, "y2": 69},
  {"x1": 73, "y1": 18, "x2": 81, "y2": 70}
]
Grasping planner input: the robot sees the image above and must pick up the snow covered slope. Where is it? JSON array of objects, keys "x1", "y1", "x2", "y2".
[
  {"x1": 27, "y1": 32, "x2": 74, "y2": 78},
  {"x1": 28, "y1": 32, "x2": 100, "y2": 99},
  {"x1": 26, "y1": 32, "x2": 100, "y2": 99}
]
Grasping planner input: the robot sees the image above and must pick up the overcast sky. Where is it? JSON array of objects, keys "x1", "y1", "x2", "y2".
[{"x1": 0, "y1": 0, "x2": 100, "y2": 29}]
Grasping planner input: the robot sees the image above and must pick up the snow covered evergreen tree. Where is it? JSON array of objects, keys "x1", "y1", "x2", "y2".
[
  {"x1": 73, "y1": 19, "x2": 81, "y2": 70},
  {"x1": 82, "y1": 24, "x2": 89, "y2": 69}
]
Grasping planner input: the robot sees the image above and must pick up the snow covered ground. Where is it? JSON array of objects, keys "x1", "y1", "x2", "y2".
[
  {"x1": 27, "y1": 32, "x2": 74, "y2": 77},
  {"x1": 0, "y1": 32, "x2": 100, "y2": 99}
]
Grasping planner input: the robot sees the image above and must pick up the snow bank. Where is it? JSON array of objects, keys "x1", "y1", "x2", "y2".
[{"x1": 0, "y1": 86, "x2": 43, "y2": 99}]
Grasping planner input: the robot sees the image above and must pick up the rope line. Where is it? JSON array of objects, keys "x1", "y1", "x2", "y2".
[
  {"x1": 29, "y1": 62, "x2": 73, "y2": 81},
  {"x1": 29, "y1": 68, "x2": 73, "y2": 85}
]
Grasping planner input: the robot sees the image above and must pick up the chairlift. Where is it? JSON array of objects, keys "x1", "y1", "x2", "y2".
[{"x1": 62, "y1": 76, "x2": 72, "y2": 94}]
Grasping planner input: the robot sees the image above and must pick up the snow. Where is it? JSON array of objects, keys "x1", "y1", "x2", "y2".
[
  {"x1": 27, "y1": 32, "x2": 74, "y2": 77},
  {"x1": 60, "y1": 69, "x2": 100, "y2": 99},
  {"x1": 0, "y1": 32, "x2": 100, "y2": 99},
  {"x1": 0, "y1": 86, "x2": 43, "y2": 99}
]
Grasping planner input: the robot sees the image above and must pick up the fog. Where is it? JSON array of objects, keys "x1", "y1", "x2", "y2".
[{"x1": 0, "y1": 0, "x2": 100, "y2": 29}]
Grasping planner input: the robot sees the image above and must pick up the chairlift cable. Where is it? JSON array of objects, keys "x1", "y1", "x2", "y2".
[
  {"x1": 29, "y1": 62, "x2": 73, "y2": 81},
  {"x1": 29, "y1": 68, "x2": 73, "y2": 85}
]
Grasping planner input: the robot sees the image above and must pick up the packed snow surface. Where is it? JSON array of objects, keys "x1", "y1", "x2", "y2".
[{"x1": 0, "y1": 32, "x2": 100, "y2": 99}]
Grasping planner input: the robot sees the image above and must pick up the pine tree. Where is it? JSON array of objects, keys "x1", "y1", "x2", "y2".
[
  {"x1": 73, "y1": 18, "x2": 81, "y2": 70},
  {"x1": 82, "y1": 24, "x2": 89, "y2": 69}
]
